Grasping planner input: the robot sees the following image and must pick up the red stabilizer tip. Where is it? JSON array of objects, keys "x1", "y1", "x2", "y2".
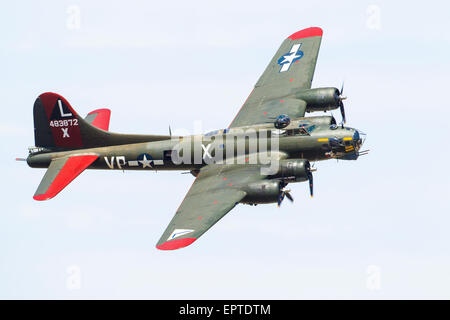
[{"x1": 87, "y1": 109, "x2": 111, "y2": 131}]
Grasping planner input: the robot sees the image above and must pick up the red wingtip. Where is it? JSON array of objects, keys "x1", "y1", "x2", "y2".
[
  {"x1": 288, "y1": 27, "x2": 323, "y2": 40},
  {"x1": 156, "y1": 238, "x2": 197, "y2": 250},
  {"x1": 33, "y1": 194, "x2": 52, "y2": 201}
]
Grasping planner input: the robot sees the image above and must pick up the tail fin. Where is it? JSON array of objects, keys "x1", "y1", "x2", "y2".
[
  {"x1": 33, "y1": 92, "x2": 85, "y2": 148},
  {"x1": 33, "y1": 92, "x2": 170, "y2": 150}
]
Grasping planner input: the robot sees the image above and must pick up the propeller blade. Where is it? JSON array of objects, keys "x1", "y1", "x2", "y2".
[
  {"x1": 278, "y1": 187, "x2": 294, "y2": 206},
  {"x1": 308, "y1": 172, "x2": 314, "y2": 198},
  {"x1": 339, "y1": 101, "x2": 346, "y2": 124},
  {"x1": 336, "y1": 82, "x2": 347, "y2": 124},
  {"x1": 277, "y1": 192, "x2": 285, "y2": 207},
  {"x1": 285, "y1": 192, "x2": 294, "y2": 202}
]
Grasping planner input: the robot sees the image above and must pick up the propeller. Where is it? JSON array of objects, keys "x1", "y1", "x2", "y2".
[
  {"x1": 277, "y1": 188, "x2": 294, "y2": 207},
  {"x1": 338, "y1": 82, "x2": 347, "y2": 124},
  {"x1": 277, "y1": 164, "x2": 315, "y2": 206}
]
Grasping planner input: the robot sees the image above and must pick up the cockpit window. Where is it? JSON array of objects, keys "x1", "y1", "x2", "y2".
[
  {"x1": 306, "y1": 125, "x2": 316, "y2": 133},
  {"x1": 298, "y1": 123, "x2": 316, "y2": 134},
  {"x1": 298, "y1": 122, "x2": 309, "y2": 128},
  {"x1": 284, "y1": 127, "x2": 309, "y2": 136}
]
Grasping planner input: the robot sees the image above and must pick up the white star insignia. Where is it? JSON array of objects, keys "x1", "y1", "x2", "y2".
[
  {"x1": 281, "y1": 52, "x2": 300, "y2": 65},
  {"x1": 139, "y1": 154, "x2": 153, "y2": 168}
]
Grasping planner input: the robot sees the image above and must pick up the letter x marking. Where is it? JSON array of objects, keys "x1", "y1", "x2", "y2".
[
  {"x1": 202, "y1": 143, "x2": 212, "y2": 160},
  {"x1": 62, "y1": 128, "x2": 70, "y2": 138}
]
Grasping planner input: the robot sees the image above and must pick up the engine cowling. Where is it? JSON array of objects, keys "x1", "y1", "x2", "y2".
[
  {"x1": 272, "y1": 159, "x2": 310, "y2": 182},
  {"x1": 240, "y1": 160, "x2": 313, "y2": 204},
  {"x1": 241, "y1": 180, "x2": 281, "y2": 204},
  {"x1": 295, "y1": 87, "x2": 340, "y2": 112},
  {"x1": 303, "y1": 115, "x2": 337, "y2": 127}
]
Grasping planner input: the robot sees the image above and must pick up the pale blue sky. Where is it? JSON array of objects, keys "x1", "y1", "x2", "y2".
[{"x1": 1, "y1": 0, "x2": 450, "y2": 299}]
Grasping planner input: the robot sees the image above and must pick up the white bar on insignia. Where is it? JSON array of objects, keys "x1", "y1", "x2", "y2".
[
  {"x1": 128, "y1": 161, "x2": 139, "y2": 166},
  {"x1": 280, "y1": 64, "x2": 290, "y2": 72},
  {"x1": 153, "y1": 160, "x2": 164, "y2": 165},
  {"x1": 290, "y1": 43, "x2": 301, "y2": 53}
]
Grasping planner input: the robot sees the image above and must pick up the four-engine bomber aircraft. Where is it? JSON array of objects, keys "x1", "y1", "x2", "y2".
[{"x1": 23, "y1": 27, "x2": 367, "y2": 250}]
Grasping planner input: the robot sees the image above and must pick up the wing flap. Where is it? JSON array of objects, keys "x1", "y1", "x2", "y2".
[{"x1": 33, "y1": 154, "x2": 98, "y2": 201}]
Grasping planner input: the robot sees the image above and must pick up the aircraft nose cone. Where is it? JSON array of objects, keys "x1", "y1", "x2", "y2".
[
  {"x1": 353, "y1": 129, "x2": 360, "y2": 141},
  {"x1": 353, "y1": 129, "x2": 366, "y2": 149}
]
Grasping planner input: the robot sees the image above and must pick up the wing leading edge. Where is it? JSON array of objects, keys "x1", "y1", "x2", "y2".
[{"x1": 229, "y1": 27, "x2": 323, "y2": 128}]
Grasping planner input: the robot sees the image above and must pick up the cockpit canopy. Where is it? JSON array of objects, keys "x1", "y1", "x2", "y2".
[{"x1": 272, "y1": 121, "x2": 317, "y2": 137}]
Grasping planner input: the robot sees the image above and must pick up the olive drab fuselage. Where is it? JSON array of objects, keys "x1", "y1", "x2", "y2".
[{"x1": 27, "y1": 116, "x2": 363, "y2": 172}]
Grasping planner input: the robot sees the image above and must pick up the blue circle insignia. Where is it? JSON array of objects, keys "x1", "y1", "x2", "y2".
[{"x1": 277, "y1": 43, "x2": 304, "y2": 72}]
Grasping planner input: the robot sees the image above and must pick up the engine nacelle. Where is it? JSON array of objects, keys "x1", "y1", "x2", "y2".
[
  {"x1": 303, "y1": 115, "x2": 337, "y2": 127},
  {"x1": 295, "y1": 87, "x2": 340, "y2": 112},
  {"x1": 240, "y1": 160, "x2": 311, "y2": 204},
  {"x1": 272, "y1": 159, "x2": 310, "y2": 182},
  {"x1": 241, "y1": 180, "x2": 281, "y2": 204}
]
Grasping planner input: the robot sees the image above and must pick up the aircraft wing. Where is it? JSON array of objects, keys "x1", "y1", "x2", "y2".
[
  {"x1": 229, "y1": 27, "x2": 323, "y2": 128},
  {"x1": 156, "y1": 164, "x2": 268, "y2": 250}
]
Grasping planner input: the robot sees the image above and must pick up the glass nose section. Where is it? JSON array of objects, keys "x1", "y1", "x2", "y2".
[
  {"x1": 353, "y1": 129, "x2": 366, "y2": 150},
  {"x1": 353, "y1": 129, "x2": 360, "y2": 141}
]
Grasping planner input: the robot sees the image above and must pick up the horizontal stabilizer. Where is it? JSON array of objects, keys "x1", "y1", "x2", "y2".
[
  {"x1": 33, "y1": 155, "x2": 98, "y2": 201},
  {"x1": 85, "y1": 109, "x2": 111, "y2": 131}
]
